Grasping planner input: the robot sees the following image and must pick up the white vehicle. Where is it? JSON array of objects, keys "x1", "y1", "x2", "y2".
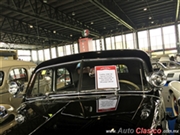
[
  {"x1": 152, "y1": 61, "x2": 180, "y2": 81},
  {"x1": 168, "y1": 81, "x2": 180, "y2": 117}
]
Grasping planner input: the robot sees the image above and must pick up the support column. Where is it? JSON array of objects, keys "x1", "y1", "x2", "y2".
[
  {"x1": 147, "y1": 29, "x2": 152, "y2": 56},
  {"x1": 43, "y1": 48, "x2": 46, "y2": 61},
  {"x1": 95, "y1": 39, "x2": 97, "y2": 51},
  {"x1": 55, "y1": 46, "x2": 59, "y2": 57},
  {"x1": 161, "y1": 26, "x2": 165, "y2": 54},
  {"x1": 134, "y1": 31, "x2": 139, "y2": 49},
  {"x1": 100, "y1": 37, "x2": 103, "y2": 50},
  {"x1": 36, "y1": 49, "x2": 40, "y2": 64},
  {"x1": 103, "y1": 36, "x2": 107, "y2": 50},
  {"x1": 114, "y1": 36, "x2": 117, "y2": 49},
  {"x1": 71, "y1": 43, "x2": 75, "y2": 54},
  {"x1": 124, "y1": 35, "x2": 127, "y2": 49},
  {"x1": 49, "y1": 47, "x2": 52, "y2": 59},
  {"x1": 30, "y1": 49, "x2": 32, "y2": 61}
]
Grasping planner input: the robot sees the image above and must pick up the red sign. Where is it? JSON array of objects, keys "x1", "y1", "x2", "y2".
[{"x1": 78, "y1": 38, "x2": 93, "y2": 52}]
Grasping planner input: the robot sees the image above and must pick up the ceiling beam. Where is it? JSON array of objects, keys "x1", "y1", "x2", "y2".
[
  {"x1": 0, "y1": 2, "x2": 100, "y2": 37},
  {"x1": 112, "y1": 0, "x2": 136, "y2": 29},
  {"x1": 89, "y1": 0, "x2": 135, "y2": 31}
]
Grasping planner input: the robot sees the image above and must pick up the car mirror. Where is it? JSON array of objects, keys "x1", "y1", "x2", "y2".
[
  {"x1": 8, "y1": 81, "x2": 24, "y2": 96},
  {"x1": 149, "y1": 69, "x2": 167, "y2": 87}
]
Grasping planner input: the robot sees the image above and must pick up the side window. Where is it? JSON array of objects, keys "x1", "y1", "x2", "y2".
[
  {"x1": 31, "y1": 69, "x2": 53, "y2": 97},
  {"x1": 9, "y1": 68, "x2": 28, "y2": 83},
  {"x1": 0, "y1": 71, "x2": 4, "y2": 86},
  {"x1": 56, "y1": 68, "x2": 71, "y2": 90},
  {"x1": 162, "y1": 63, "x2": 167, "y2": 67},
  {"x1": 169, "y1": 62, "x2": 176, "y2": 67}
]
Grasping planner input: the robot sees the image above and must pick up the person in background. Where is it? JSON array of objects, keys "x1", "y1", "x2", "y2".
[{"x1": 170, "y1": 56, "x2": 175, "y2": 61}]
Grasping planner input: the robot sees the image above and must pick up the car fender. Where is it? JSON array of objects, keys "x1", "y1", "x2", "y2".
[{"x1": 168, "y1": 81, "x2": 180, "y2": 99}]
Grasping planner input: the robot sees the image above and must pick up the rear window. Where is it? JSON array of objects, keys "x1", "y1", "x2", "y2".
[
  {"x1": 9, "y1": 68, "x2": 28, "y2": 82},
  {"x1": 0, "y1": 71, "x2": 4, "y2": 86}
]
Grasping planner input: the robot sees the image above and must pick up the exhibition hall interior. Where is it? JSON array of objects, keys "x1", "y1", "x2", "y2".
[{"x1": 1, "y1": 0, "x2": 180, "y2": 135}]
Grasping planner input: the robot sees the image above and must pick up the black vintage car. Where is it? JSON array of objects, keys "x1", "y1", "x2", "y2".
[{"x1": 7, "y1": 49, "x2": 170, "y2": 135}]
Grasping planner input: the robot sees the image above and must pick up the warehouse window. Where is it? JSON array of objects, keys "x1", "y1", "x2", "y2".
[
  {"x1": 38, "y1": 50, "x2": 44, "y2": 62},
  {"x1": 44, "y1": 48, "x2": 50, "y2": 60},
  {"x1": 125, "y1": 33, "x2": 134, "y2": 49},
  {"x1": 150, "y1": 28, "x2": 163, "y2": 50},
  {"x1": 58, "y1": 46, "x2": 64, "y2": 56},
  {"x1": 115, "y1": 35, "x2": 124, "y2": 49},
  {"x1": 111, "y1": 37, "x2": 115, "y2": 49},
  {"x1": 66, "y1": 45, "x2": 71, "y2": 55},
  {"x1": 32, "y1": 50, "x2": 38, "y2": 61},
  {"x1": 138, "y1": 31, "x2": 149, "y2": 51},
  {"x1": 51, "y1": 47, "x2": 57, "y2": 58},
  {"x1": 106, "y1": 37, "x2": 112, "y2": 50},
  {"x1": 18, "y1": 50, "x2": 31, "y2": 61},
  {"x1": 163, "y1": 25, "x2": 176, "y2": 49},
  {"x1": 73, "y1": 43, "x2": 79, "y2": 54},
  {"x1": 92, "y1": 40, "x2": 96, "y2": 51}
]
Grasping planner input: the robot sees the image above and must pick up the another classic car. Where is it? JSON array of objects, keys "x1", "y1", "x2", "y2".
[
  {"x1": 0, "y1": 50, "x2": 36, "y2": 135},
  {"x1": 7, "y1": 49, "x2": 170, "y2": 135},
  {"x1": 152, "y1": 60, "x2": 180, "y2": 81},
  {"x1": 168, "y1": 81, "x2": 180, "y2": 116}
]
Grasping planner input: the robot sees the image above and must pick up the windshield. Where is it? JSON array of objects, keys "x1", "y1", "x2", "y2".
[{"x1": 26, "y1": 58, "x2": 151, "y2": 98}]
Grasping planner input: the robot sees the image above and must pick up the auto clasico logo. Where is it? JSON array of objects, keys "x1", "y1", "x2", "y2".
[{"x1": 106, "y1": 127, "x2": 178, "y2": 134}]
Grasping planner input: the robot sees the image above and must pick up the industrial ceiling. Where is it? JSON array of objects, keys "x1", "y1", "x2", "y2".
[{"x1": 0, "y1": 0, "x2": 179, "y2": 49}]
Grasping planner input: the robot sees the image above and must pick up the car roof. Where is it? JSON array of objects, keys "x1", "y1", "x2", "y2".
[
  {"x1": 36, "y1": 49, "x2": 153, "y2": 72},
  {"x1": 0, "y1": 59, "x2": 36, "y2": 68}
]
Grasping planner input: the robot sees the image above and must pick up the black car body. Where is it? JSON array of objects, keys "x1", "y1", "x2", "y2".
[{"x1": 8, "y1": 50, "x2": 169, "y2": 135}]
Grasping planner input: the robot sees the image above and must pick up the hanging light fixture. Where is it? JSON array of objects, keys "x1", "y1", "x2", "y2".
[
  {"x1": 43, "y1": 0, "x2": 47, "y2": 3},
  {"x1": 72, "y1": 12, "x2": 75, "y2": 16},
  {"x1": 143, "y1": 8, "x2": 147, "y2": 11}
]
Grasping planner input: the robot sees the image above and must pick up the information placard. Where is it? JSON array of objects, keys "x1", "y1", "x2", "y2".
[
  {"x1": 95, "y1": 65, "x2": 119, "y2": 90},
  {"x1": 96, "y1": 97, "x2": 119, "y2": 113}
]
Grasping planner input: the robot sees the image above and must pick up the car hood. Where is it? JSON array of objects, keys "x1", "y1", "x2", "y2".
[{"x1": 25, "y1": 94, "x2": 163, "y2": 135}]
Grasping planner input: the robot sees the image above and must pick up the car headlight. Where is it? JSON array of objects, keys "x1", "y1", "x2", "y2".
[
  {"x1": 141, "y1": 109, "x2": 151, "y2": 120},
  {"x1": 0, "y1": 106, "x2": 7, "y2": 118},
  {"x1": 15, "y1": 114, "x2": 25, "y2": 124},
  {"x1": 149, "y1": 69, "x2": 167, "y2": 87}
]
